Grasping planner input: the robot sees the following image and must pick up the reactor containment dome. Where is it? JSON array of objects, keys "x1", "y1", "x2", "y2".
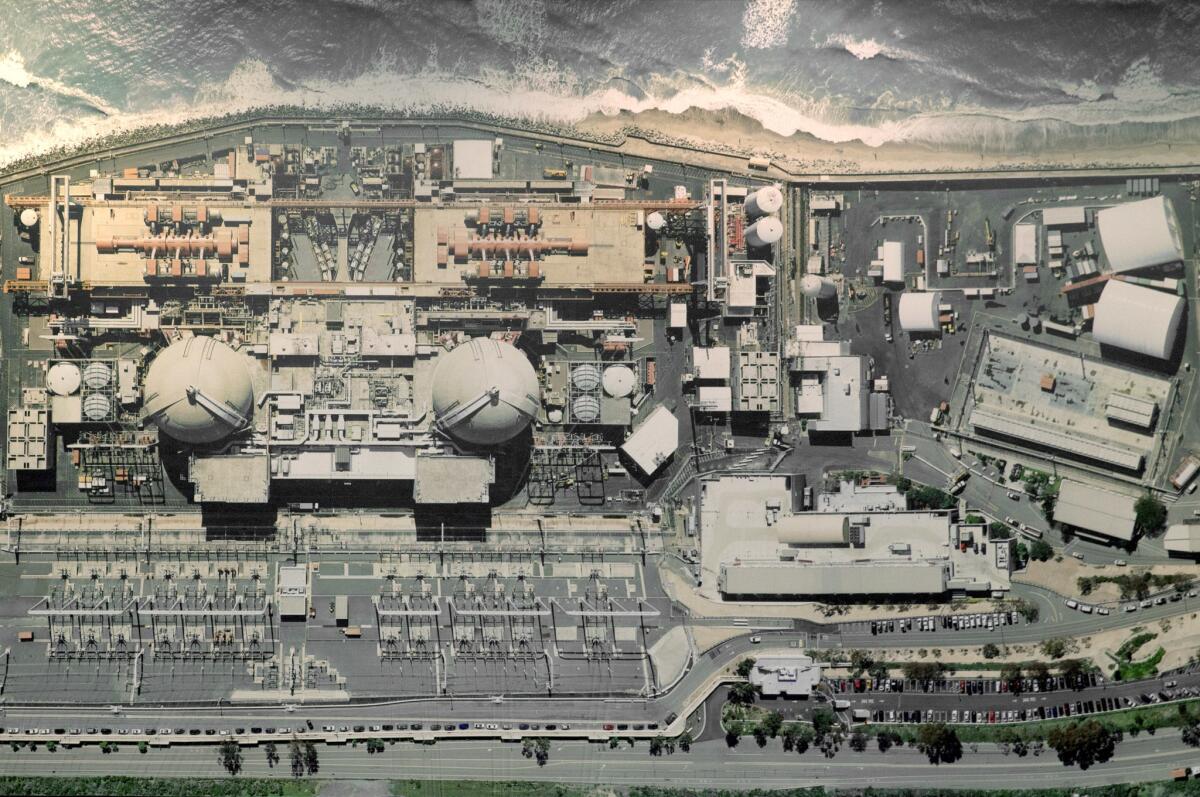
[
  {"x1": 142, "y1": 336, "x2": 254, "y2": 444},
  {"x1": 432, "y1": 338, "x2": 541, "y2": 446}
]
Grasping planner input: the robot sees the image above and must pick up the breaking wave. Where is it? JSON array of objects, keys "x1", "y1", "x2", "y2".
[
  {"x1": 0, "y1": 50, "x2": 117, "y2": 117},
  {"x1": 5, "y1": 48, "x2": 1200, "y2": 168}
]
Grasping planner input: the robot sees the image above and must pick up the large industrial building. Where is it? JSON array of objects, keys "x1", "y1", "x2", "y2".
[
  {"x1": 1053, "y1": 479, "x2": 1139, "y2": 546},
  {"x1": 700, "y1": 475, "x2": 1011, "y2": 600},
  {"x1": 1091, "y1": 279, "x2": 1184, "y2": 360},
  {"x1": 1097, "y1": 196, "x2": 1185, "y2": 274}
]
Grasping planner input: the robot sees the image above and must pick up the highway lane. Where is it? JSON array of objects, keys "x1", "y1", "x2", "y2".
[{"x1": 0, "y1": 732, "x2": 1197, "y2": 789}]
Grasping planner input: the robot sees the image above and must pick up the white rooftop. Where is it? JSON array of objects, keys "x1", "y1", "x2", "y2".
[
  {"x1": 1098, "y1": 196, "x2": 1184, "y2": 273},
  {"x1": 620, "y1": 405, "x2": 679, "y2": 476},
  {"x1": 1055, "y1": 480, "x2": 1138, "y2": 542}
]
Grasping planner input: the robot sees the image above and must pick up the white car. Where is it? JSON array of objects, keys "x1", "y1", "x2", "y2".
[
  {"x1": 749, "y1": 636, "x2": 762, "y2": 644},
  {"x1": 1114, "y1": 559, "x2": 1127, "y2": 567},
  {"x1": 1072, "y1": 552, "x2": 1085, "y2": 560},
  {"x1": 1065, "y1": 599, "x2": 1078, "y2": 609}
]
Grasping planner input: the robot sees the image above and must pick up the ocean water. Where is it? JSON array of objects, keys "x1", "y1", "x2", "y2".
[{"x1": 0, "y1": 0, "x2": 1197, "y2": 165}]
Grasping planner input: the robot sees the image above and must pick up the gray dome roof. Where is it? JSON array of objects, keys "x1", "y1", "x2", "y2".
[
  {"x1": 431, "y1": 338, "x2": 540, "y2": 446},
  {"x1": 142, "y1": 337, "x2": 254, "y2": 444}
]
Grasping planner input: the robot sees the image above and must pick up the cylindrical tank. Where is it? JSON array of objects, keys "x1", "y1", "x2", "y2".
[
  {"x1": 745, "y1": 216, "x2": 784, "y2": 248},
  {"x1": 745, "y1": 185, "x2": 783, "y2": 218},
  {"x1": 801, "y1": 274, "x2": 837, "y2": 300},
  {"x1": 18, "y1": 208, "x2": 39, "y2": 229},
  {"x1": 46, "y1": 362, "x2": 81, "y2": 396},
  {"x1": 646, "y1": 211, "x2": 666, "y2": 232}
]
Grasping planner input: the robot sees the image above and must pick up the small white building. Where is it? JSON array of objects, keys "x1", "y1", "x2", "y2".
[
  {"x1": 620, "y1": 405, "x2": 679, "y2": 476},
  {"x1": 882, "y1": 241, "x2": 905, "y2": 283},
  {"x1": 898, "y1": 292, "x2": 941, "y2": 334},
  {"x1": 749, "y1": 654, "x2": 823, "y2": 698},
  {"x1": 1014, "y1": 223, "x2": 1038, "y2": 265},
  {"x1": 452, "y1": 139, "x2": 495, "y2": 179}
]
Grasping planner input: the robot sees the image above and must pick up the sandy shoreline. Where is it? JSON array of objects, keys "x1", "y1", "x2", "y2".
[{"x1": 578, "y1": 107, "x2": 1200, "y2": 175}]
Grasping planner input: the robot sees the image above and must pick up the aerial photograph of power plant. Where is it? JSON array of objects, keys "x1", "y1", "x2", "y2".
[{"x1": 3, "y1": 0, "x2": 1200, "y2": 795}]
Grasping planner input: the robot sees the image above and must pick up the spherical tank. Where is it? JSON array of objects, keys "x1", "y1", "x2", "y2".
[
  {"x1": 431, "y1": 338, "x2": 540, "y2": 446},
  {"x1": 646, "y1": 211, "x2": 666, "y2": 231},
  {"x1": 745, "y1": 185, "x2": 783, "y2": 218},
  {"x1": 142, "y1": 336, "x2": 254, "y2": 445},
  {"x1": 18, "y1": 208, "x2": 39, "y2": 228},
  {"x1": 745, "y1": 216, "x2": 783, "y2": 248}
]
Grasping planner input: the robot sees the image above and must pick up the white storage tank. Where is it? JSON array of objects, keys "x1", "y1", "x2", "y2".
[
  {"x1": 800, "y1": 274, "x2": 836, "y2": 300},
  {"x1": 745, "y1": 185, "x2": 783, "y2": 218},
  {"x1": 745, "y1": 216, "x2": 784, "y2": 248},
  {"x1": 646, "y1": 211, "x2": 666, "y2": 232}
]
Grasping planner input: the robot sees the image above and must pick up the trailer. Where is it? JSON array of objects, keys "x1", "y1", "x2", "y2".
[{"x1": 1170, "y1": 454, "x2": 1200, "y2": 492}]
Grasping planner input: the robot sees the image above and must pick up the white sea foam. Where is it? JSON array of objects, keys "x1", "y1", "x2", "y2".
[
  {"x1": 0, "y1": 50, "x2": 118, "y2": 116},
  {"x1": 741, "y1": 0, "x2": 796, "y2": 50},
  {"x1": 4, "y1": 49, "x2": 1200, "y2": 168}
]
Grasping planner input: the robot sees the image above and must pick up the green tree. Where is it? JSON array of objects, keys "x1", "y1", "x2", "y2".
[
  {"x1": 735, "y1": 657, "x2": 756, "y2": 678},
  {"x1": 849, "y1": 731, "x2": 868, "y2": 752},
  {"x1": 792, "y1": 726, "x2": 814, "y2": 754},
  {"x1": 1041, "y1": 638, "x2": 1068, "y2": 659},
  {"x1": 218, "y1": 738, "x2": 243, "y2": 777},
  {"x1": 1027, "y1": 660, "x2": 1050, "y2": 682},
  {"x1": 1014, "y1": 600, "x2": 1040, "y2": 622},
  {"x1": 1182, "y1": 718, "x2": 1200, "y2": 748},
  {"x1": 289, "y1": 740, "x2": 304, "y2": 778},
  {"x1": 848, "y1": 649, "x2": 873, "y2": 676},
  {"x1": 868, "y1": 661, "x2": 890, "y2": 681},
  {"x1": 753, "y1": 727, "x2": 768, "y2": 747},
  {"x1": 811, "y1": 708, "x2": 837, "y2": 739},
  {"x1": 1000, "y1": 662, "x2": 1024, "y2": 692},
  {"x1": 1046, "y1": 720, "x2": 1117, "y2": 769},
  {"x1": 303, "y1": 741, "x2": 319, "y2": 775},
  {"x1": 1059, "y1": 658, "x2": 1087, "y2": 683},
  {"x1": 729, "y1": 682, "x2": 758, "y2": 705},
  {"x1": 901, "y1": 661, "x2": 946, "y2": 680},
  {"x1": 678, "y1": 730, "x2": 693, "y2": 752},
  {"x1": 263, "y1": 741, "x2": 279, "y2": 768},
  {"x1": 1134, "y1": 493, "x2": 1167, "y2": 537},
  {"x1": 762, "y1": 711, "x2": 784, "y2": 738},
  {"x1": 876, "y1": 731, "x2": 895, "y2": 753},
  {"x1": 1028, "y1": 540, "x2": 1054, "y2": 562},
  {"x1": 915, "y1": 723, "x2": 962, "y2": 765},
  {"x1": 981, "y1": 643, "x2": 1000, "y2": 659},
  {"x1": 989, "y1": 521, "x2": 1013, "y2": 540}
]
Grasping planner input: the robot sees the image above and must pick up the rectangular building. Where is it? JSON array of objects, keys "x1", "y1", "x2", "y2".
[{"x1": 1055, "y1": 480, "x2": 1138, "y2": 544}]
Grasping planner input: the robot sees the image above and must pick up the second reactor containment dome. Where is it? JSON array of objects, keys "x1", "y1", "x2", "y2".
[
  {"x1": 432, "y1": 338, "x2": 541, "y2": 446},
  {"x1": 142, "y1": 336, "x2": 255, "y2": 444}
]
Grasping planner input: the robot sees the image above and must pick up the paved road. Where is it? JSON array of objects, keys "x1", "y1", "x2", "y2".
[{"x1": 1, "y1": 731, "x2": 1197, "y2": 790}]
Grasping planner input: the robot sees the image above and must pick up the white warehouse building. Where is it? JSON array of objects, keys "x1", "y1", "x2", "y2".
[
  {"x1": 1091, "y1": 280, "x2": 1184, "y2": 361},
  {"x1": 1097, "y1": 196, "x2": 1185, "y2": 273},
  {"x1": 898, "y1": 291, "x2": 941, "y2": 333}
]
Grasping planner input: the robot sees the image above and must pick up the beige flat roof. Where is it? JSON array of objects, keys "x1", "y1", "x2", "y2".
[
  {"x1": 412, "y1": 206, "x2": 646, "y2": 286},
  {"x1": 38, "y1": 203, "x2": 272, "y2": 285}
]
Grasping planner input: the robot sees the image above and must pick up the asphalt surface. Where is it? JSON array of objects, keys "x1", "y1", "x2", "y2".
[{"x1": 2, "y1": 731, "x2": 1198, "y2": 790}]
